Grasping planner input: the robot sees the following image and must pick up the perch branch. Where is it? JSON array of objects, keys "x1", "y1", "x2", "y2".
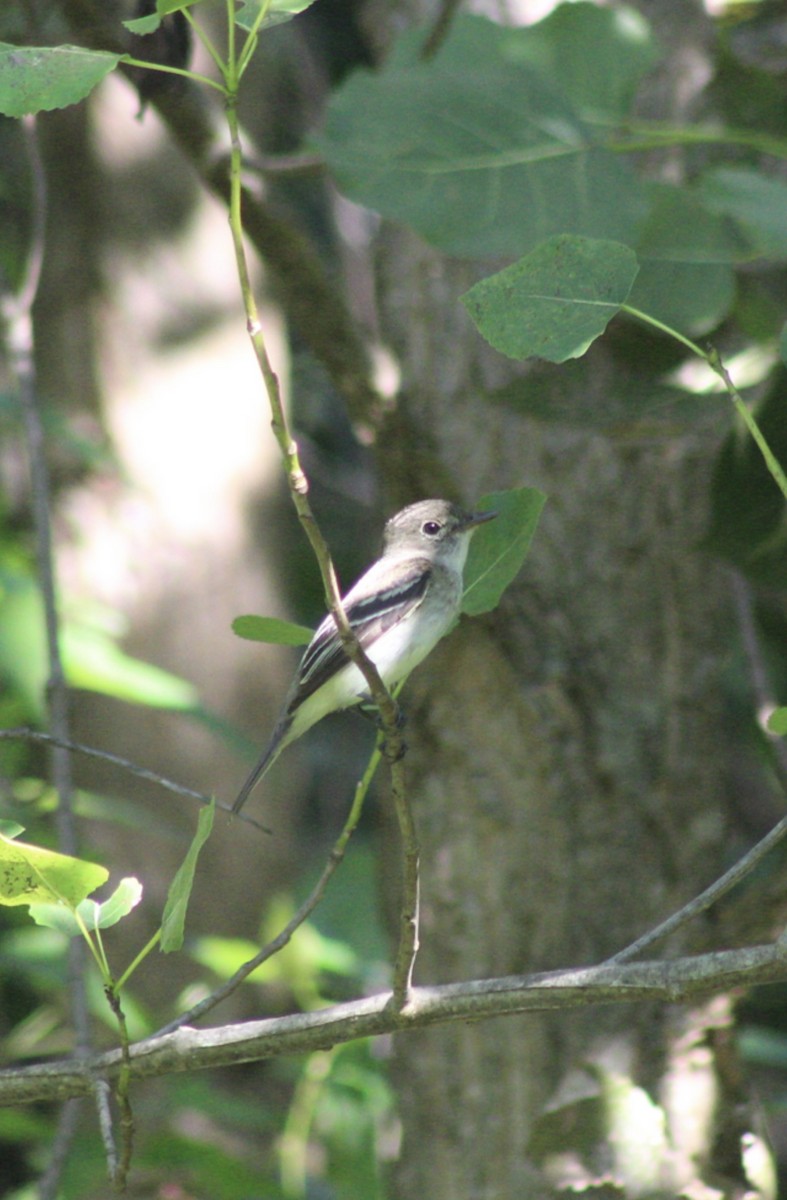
[{"x1": 2, "y1": 943, "x2": 786, "y2": 1107}]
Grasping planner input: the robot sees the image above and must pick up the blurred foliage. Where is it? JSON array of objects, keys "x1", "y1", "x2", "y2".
[{"x1": 2, "y1": 0, "x2": 787, "y2": 1195}]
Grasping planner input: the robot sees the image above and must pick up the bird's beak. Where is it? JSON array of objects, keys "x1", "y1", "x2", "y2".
[{"x1": 465, "y1": 508, "x2": 498, "y2": 529}]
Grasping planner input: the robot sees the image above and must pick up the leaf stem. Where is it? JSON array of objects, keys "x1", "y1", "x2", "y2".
[
  {"x1": 114, "y1": 930, "x2": 162, "y2": 993},
  {"x1": 621, "y1": 304, "x2": 787, "y2": 503},
  {"x1": 182, "y1": 5, "x2": 226, "y2": 77},
  {"x1": 620, "y1": 304, "x2": 704, "y2": 357},
  {"x1": 600, "y1": 119, "x2": 787, "y2": 163},
  {"x1": 121, "y1": 54, "x2": 224, "y2": 93},
  {"x1": 706, "y1": 346, "x2": 787, "y2": 502}
]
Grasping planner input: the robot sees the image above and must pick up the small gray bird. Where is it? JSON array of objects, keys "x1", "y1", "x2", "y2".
[{"x1": 232, "y1": 498, "x2": 496, "y2": 813}]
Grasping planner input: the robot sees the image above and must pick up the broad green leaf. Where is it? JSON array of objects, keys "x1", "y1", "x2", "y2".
[
  {"x1": 236, "y1": 0, "x2": 320, "y2": 31},
  {"x1": 0, "y1": 566, "x2": 198, "y2": 715},
  {"x1": 488, "y1": 358, "x2": 721, "y2": 429},
  {"x1": 192, "y1": 923, "x2": 356, "y2": 986},
  {"x1": 462, "y1": 235, "x2": 638, "y2": 363},
  {"x1": 697, "y1": 168, "x2": 787, "y2": 261},
  {"x1": 462, "y1": 487, "x2": 545, "y2": 617},
  {"x1": 316, "y1": 14, "x2": 648, "y2": 259},
  {"x1": 30, "y1": 876, "x2": 143, "y2": 939},
  {"x1": 0, "y1": 820, "x2": 24, "y2": 839},
  {"x1": 627, "y1": 259, "x2": 736, "y2": 336},
  {"x1": 160, "y1": 801, "x2": 214, "y2": 953},
  {"x1": 78, "y1": 877, "x2": 143, "y2": 931},
  {"x1": 28, "y1": 902, "x2": 82, "y2": 935},
  {"x1": 503, "y1": 2, "x2": 658, "y2": 123},
  {"x1": 62, "y1": 622, "x2": 198, "y2": 710},
  {"x1": 768, "y1": 708, "x2": 787, "y2": 736},
  {"x1": 0, "y1": 44, "x2": 121, "y2": 117},
  {"x1": 232, "y1": 615, "x2": 313, "y2": 645},
  {"x1": 0, "y1": 564, "x2": 50, "y2": 718},
  {"x1": 0, "y1": 832, "x2": 108, "y2": 908},
  {"x1": 637, "y1": 183, "x2": 753, "y2": 264}
]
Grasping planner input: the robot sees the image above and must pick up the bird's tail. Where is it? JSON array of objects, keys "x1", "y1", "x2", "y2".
[{"x1": 232, "y1": 716, "x2": 292, "y2": 814}]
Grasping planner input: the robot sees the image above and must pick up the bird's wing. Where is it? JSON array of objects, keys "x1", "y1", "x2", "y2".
[{"x1": 289, "y1": 557, "x2": 432, "y2": 710}]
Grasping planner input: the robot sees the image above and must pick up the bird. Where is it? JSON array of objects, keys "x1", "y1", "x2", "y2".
[{"x1": 232, "y1": 498, "x2": 496, "y2": 813}]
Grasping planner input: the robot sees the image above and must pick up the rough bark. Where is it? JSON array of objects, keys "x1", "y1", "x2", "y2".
[{"x1": 367, "y1": 4, "x2": 773, "y2": 1196}]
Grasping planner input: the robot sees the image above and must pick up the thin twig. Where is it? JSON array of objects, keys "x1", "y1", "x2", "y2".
[
  {"x1": 1, "y1": 116, "x2": 92, "y2": 1193},
  {"x1": 732, "y1": 570, "x2": 787, "y2": 787},
  {"x1": 93, "y1": 1080, "x2": 118, "y2": 1183},
  {"x1": 154, "y1": 740, "x2": 384, "y2": 1036},
  {"x1": 389, "y1": 753, "x2": 420, "y2": 1007},
  {"x1": 0, "y1": 727, "x2": 272, "y2": 834},
  {"x1": 104, "y1": 987, "x2": 134, "y2": 1189},
  {"x1": 223, "y1": 88, "x2": 418, "y2": 996},
  {"x1": 36, "y1": 1098, "x2": 84, "y2": 1200},
  {"x1": 606, "y1": 569, "x2": 787, "y2": 966},
  {"x1": 606, "y1": 810, "x2": 787, "y2": 964}
]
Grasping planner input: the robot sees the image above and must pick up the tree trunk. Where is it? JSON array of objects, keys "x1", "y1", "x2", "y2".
[{"x1": 368, "y1": 5, "x2": 770, "y2": 1195}]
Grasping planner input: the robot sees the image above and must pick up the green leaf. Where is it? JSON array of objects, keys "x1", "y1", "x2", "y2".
[
  {"x1": 236, "y1": 0, "x2": 320, "y2": 31},
  {"x1": 767, "y1": 707, "x2": 787, "y2": 736},
  {"x1": 232, "y1": 615, "x2": 313, "y2": 645},
  {"x1": 627, "y1": 259, "x2": 736, "y2": 336},
  {"x1": 62, "y1": 622, "x2": 198, "y2": 710},
  {"x1": 123, "y1": 0, "x2": 202, "y2": 34},
  {"x1": 316, "y1": 14, "x2": 648, "y2": 259},
  {"x1": 697, "y1": 168, "x2": 787, "y2": 261},
  {"x1": 160, "y1": 801, "x2": 214, "y2": 953},
  {"x1": 462, "y1": 487, "x2": 545, "y2": 617},
  {"x1": 637, "y1": 183, "x2": 754, "y2": 264},
  {"x1": 0, "y1": 44, "x2": 121, "y2": 117},
  {"x1": 27, "y1": 902, "x2": 81, "y2": 935},
  {"x1": 31, "y1": 874, "x2": 143, "y2": 948},
  {"x1": 79, "y1": 877, "x2": 144, "y2": 931},
  {"x1": 0, "y1": 832, "x2": 108, "y2": 909},
  {"x1": 488, "y1": 358, "x2": 720, "y2": 429},
  {"x1": 504, "y1": 1, "x2": 659, "y2": 123},
  {"x1": 123, "y1": 14, "x2": 163, "y2": 34},
  {"x1": 461, "y1": 235, "x2": 639, "y2": 363},
  {"x1": 158, "y1": 0, "x2": 202, "y2": 12},
  {"x1": 0, "y1": 565, "x2": 198, "y2": 716}
]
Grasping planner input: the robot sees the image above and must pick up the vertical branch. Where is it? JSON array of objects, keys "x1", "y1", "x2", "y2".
[
  {"x1": 1, "y1": 115, "x2": 92, "y2": 1183},
  {"x1": 4, "y1": 123, "x2": 80, "y2": 859},
  {"x1": 222, "y1": 93, "x2": 404, "y2": 753},
  {"x1": 222, "y1": 80, "x2": 420, "y2": 997},
  {"x1": 389, "y1": 755, "x2": 420, "y2": 1007},
  {"x1": 36, "y1": 1098, "x2": 84, "y2": 1200}
]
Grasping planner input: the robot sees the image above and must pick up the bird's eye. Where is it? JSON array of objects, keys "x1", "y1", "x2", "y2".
[{"x1": 422, "y1": 520, "x2": 442, "y2": 537}]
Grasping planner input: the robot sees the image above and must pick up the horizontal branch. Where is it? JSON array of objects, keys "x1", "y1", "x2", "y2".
[{"x1": 3, "y1": 941, "x2": 785, "y2": 1107}]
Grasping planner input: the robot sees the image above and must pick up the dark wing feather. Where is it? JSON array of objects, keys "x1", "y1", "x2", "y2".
[{"x1": 288, "y1": 559, "x2": 432, "y2": 711}]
